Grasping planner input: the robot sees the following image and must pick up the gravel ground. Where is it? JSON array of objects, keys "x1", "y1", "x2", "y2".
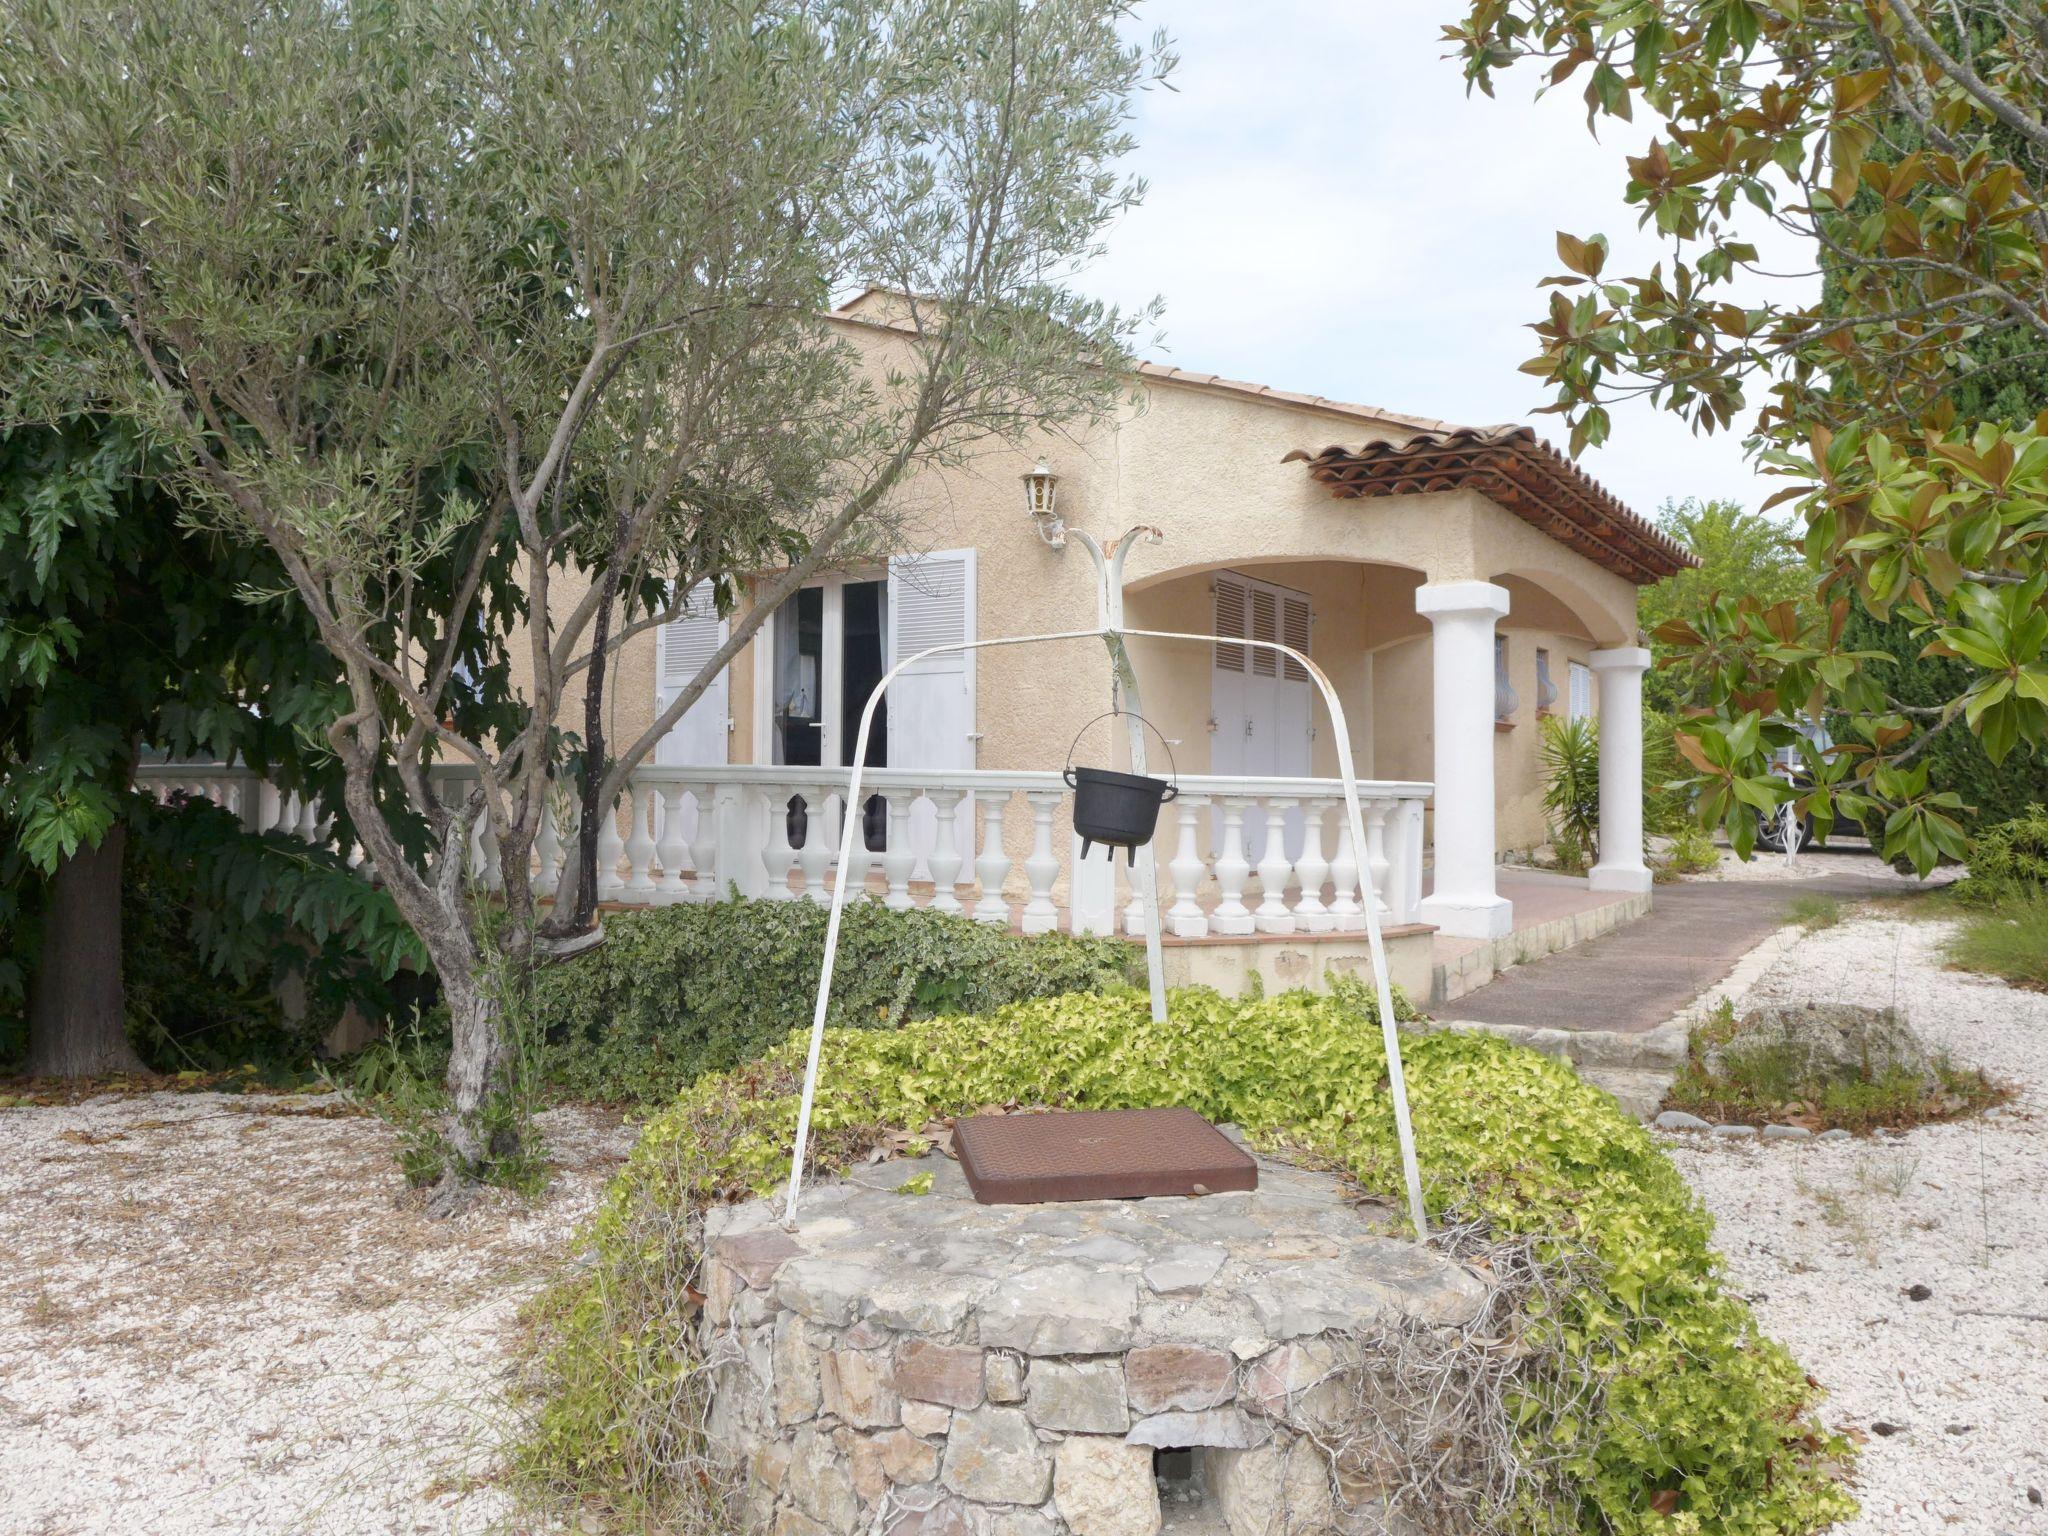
[
  {"x1": 0, "y1": 1091, "x2": 631, "y2": 1536},
  {"x1": 1661, "y1": 912, "x2": 2048, "y2": 1534},
  {"x1": 1685, "y1": 844, "x2": 1952, "y2": 884}
]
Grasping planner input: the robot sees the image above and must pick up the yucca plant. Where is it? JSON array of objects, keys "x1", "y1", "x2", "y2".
[{"x1": 1540, "y1": 715, "x2": 1601, "y2": 868}]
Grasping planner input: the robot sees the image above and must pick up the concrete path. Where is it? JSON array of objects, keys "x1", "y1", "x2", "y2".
[{"x1": 1447, "y1": 871, "x2": 1915, "y2": 1035}]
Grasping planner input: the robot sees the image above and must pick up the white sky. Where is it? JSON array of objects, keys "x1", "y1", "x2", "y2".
[{"x1": 1079, "y1": 0, "x2": 1821, "y2": 523}]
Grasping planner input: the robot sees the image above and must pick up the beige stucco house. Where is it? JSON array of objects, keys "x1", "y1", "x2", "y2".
[{"x1": 579, "y1": 288, "x2": 1689, "y2": 978}]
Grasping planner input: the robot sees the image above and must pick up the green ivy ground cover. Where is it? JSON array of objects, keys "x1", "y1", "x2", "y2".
[{"x1": 531, "y1": 986, "x2": 1853, "y2": 1535}]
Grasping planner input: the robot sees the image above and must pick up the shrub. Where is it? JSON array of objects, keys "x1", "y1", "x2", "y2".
[
  {"x1": 1658, "y1": 823, "x2": 1719, "y2": 876},
  {"x1": 1954, "y1": 805, "x2": 2048, "y2": 906},
  {"x1": 527, "y1": 898, "x2": 1139, "y2": 1102},
  {"x1": 1539, "y1": 714, "x2": 1599, "y2": 869},
  {"x1": 528, "y1": 988, "x2": 1854, "y2": 1535}
]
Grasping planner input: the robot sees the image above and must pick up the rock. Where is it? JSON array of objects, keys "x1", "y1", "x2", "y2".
[
  {"x1": 822, "y1": 1349, "x2": 900, "y2": 1428},
  {"x1": 877, "y1": 1427, "x2": 941, "y2": 1485},
  {"x1": 1653, "y1": 1110, "x2": 1711, "y2": 1132},
  {"x1": 1125, "y1": 1344, "x2": 1235, "y2": 1414},
  {"x1": 841, "y1": 1430, "x2": 887, "y2": 1505},
  {"x1": 1762, "y1": 1123, "x2": 1813, "y2": 1141},
  {"x1": 1125, "y1": 1407, "x2": 1268, "y2": 1449},
  {"x1": 1025, "y1": 1360, "x2": 1129, "y2": 1433},
  {"x1": 939, "y1": 1406, "x2": 1053, "y2": 1505},
  {"x1": 1053, "y1": 1235, "x2": 1149, "y2": 1265},
  {"x1": 867, "y1": 1272, "x2": 990, "y2": 1335},
  {"x1": 1711, "y1": 1124, "x2": 1760, "y2": 1139},
  {"x1": 777, "y1": 1259, "x2": 884, "y2": 1328},
  {"x1": 1053, "y1": 1437, "x2": 1162, "y2": 1536},
  {"x1": 894, "y1": 1341, "x2": 986, "y2": 1409},
  {"x1": 1142, "y1": 1242, "x2": 1229, "y2": 1296},
  {"x1": 776, "y1": 1508, "x2": 832, "y2": 1536},
  {"x1": 715, "y1": 1228, "x2": 806, "y2": 1288},
  {"x1": 1239, "y1": 1340, "x2": 1347, "y2": 1425},
  {"x1": 979, "y1": 1264, "x2": 1138, "y2": 1356},
  {"x1": 1244, "y1": 1253, "x2": 1483, "y2": 1337},
  {"x1": 774, "y1": 1314, "x2": 822, "y2": 1424},
  {"x1": 1207, "y1": 1440, "x2": 1334, "y2": 1534},
  {"x1": 1817, "y1": 1128, "x2": 1852, "y2": 1142},
  {"x1": 1905, "y1": 1283, "x2": 1934, "y2": 1302},
  {"x1": 1704, "y1": 1002, "x2": 1939, "y2": 1091},
  {"x1": 787, "y1": 1426, "x2": 859, "y2": 1533},
  {"x1": 985, "y1": 1350, "x2": 1027, "y2": 1405},
  {"x1": 984, "y1": 1509, "x2": 1061, "y2": 1536},
  {"x1": 883, "y1": 1495, "x2": 978, "y2": 1536},
  {"x1": 902, "y1": 1399, "x2": 952, "y2": 1437}
]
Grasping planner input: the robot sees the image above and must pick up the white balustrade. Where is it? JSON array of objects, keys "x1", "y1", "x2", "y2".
[
  {"x1": 132, "y1": 761, "x2": 1433, "y2": 939},
  {"x1": 971, "y1": 790, "x2": 1011, "y2": 925}
]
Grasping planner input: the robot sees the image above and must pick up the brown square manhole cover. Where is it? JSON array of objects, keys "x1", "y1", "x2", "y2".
[{"x1": 953, "y1": 1107, "x2": 1259, "y2": 1205}]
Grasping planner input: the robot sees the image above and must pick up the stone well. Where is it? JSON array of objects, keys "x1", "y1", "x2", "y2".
[{"x1": 698, "y1": 1133, "x2": 1488, "y2": 1536}]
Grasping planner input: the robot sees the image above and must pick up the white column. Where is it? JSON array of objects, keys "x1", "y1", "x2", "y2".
[
  {"x1": 1588, "y1": 646, "x2": 1654, "y2": 893},
  {"x1": 1415, "y1": 581, "x2": 1513, "y2": 939}
]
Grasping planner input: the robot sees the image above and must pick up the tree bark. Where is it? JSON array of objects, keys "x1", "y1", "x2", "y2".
[{"x1": 24, "y1": 825, "x2": 146, "y2": 1078}]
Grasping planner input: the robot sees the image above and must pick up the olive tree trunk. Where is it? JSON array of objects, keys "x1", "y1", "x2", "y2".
[{"x1": 25, "y1": 825, "x2": 146, "y2": 1078}]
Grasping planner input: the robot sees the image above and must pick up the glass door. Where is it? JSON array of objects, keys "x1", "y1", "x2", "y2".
[{"x1": 770, "y1": 575, "x2": 888, "y2": 848}]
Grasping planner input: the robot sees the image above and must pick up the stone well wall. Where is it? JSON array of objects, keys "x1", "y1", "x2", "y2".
[{"x1": 699, "y1": 1139, "x2": 1488, "y2": 1535}]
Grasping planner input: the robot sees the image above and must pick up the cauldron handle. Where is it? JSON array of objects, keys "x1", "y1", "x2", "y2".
[{"x1": 1061, "y1": 709, "x2": 1180, "y2": 790}]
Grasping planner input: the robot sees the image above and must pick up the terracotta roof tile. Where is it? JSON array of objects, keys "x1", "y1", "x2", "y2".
[{"x1": 1283, "y1": 426, "x2": 1695, "y2": 585}]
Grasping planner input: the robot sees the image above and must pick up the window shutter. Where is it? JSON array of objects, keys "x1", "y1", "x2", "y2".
[
  {"x1": 1213, "y1": 574, "x2": 1247, "y2": 673},
  {"x1": 653, "y1": 582, "x2": 729, "y2": 766},
  {"x1": 1279, "y1": 591, "x2": 1311, "y2": 682},
  {"x1": 886, "y1": 549, "x2": 976, "y2": 769}
]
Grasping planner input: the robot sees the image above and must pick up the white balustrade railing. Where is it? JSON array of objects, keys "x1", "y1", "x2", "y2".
[{"x1": 133, "y1": 762, "x2": 1432, "y2": 936}]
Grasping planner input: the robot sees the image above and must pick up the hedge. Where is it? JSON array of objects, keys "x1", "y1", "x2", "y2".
[{"x1": 527, "y1": 898, "x2": 1139, "y2": 1102}]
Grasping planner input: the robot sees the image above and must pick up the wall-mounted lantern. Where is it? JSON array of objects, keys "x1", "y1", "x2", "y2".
[{"x1": 1023, "y1": 459, "x2": 1065, "y2": 547}]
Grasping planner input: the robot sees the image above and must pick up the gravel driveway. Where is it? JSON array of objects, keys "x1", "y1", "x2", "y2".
[
  {"x1": 0, "y1": 1092, "x2": 630, "y2": 1536},
  {"x1": 1662, "y1": 912, "x2": 2048, "y2": 1534}
]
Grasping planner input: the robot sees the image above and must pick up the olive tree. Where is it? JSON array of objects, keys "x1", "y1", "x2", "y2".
[
  {"x1": 1, "y1": 0, "x2": 1165, "y2": 1199},
  {"x1": 1448, "y1": 0, "x2": 2048, "y2": 869}
]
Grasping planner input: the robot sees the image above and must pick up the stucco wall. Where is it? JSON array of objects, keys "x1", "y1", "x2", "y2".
[{"x1": 515, "y1": 311, "x2": 1646, "y2": 872}]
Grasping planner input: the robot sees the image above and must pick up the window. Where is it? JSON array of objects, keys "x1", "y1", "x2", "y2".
[
  {"x1": 1568, "y1": 660, "x2": 1593, "y2": 720},
  {"x1": 1494, "y1": 634, "x2": 1519, "y2": 722},
  {"x1": 1535, "y1": 647, "x2": 1558, "y2": 713}
]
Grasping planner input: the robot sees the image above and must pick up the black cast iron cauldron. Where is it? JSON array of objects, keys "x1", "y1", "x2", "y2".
[{"x1": 1062, "y1": 711, "x2": 1179, "y2": 862}]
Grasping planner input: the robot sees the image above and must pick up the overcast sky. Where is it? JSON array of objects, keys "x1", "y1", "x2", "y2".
[{"x1": 1079, "y1": 0, "x2": 1819, "y2": 524}]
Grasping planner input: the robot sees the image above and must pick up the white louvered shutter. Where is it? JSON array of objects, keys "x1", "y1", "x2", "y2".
[
  {"x1": 1568, "y1": 660, "x2": 1593, "y2": 721},
  {"x1": 886, "y1": 549, "x2": 976, "y2": 770},
  {"x1": 654, "y1": 582, "x2": 729, "y2": 766}
]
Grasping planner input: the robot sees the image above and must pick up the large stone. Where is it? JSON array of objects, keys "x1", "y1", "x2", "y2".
[
  {"x1": 985, "y1": 1509, "x2": 1061, "y2": 1536},
  {"x1": 1025, "y1": 1360, "x2": 1129, "y2": 1433},
  {"x1": 1704, "y1": 1001, "x2": 1938, "y2": 1091},
  {"x1": 1125, "y1": 1407, "x2": 1268, "y2": 1449},
  {"x1": 776, "y1": 1258, "x2": 884, "y2": 1328},
  {"x1": 940, "y1": 1406, "x2": 1054, "y2": 1505},
  {"x1": 985, "y1": 1350, "x2": 1027, "y2": 1405},
  {"x1": 787, "y1": 1426, "x2": 860, "y2": 1534},
  {"x1": 1245, "y1": 1252, "x2": 1484, "y2": 1337},
  {"x1": 776, "y1": 1509, "x2": 831, "y2": 1536},
  {"x1": 1053, "y1": 1437, "x2": 1162, "y2": 1536},
  {"x1": 822, "y1": 1349, "x2": 900, "y2": 1428},
  {"x1": 979, "y1": 1264, "x2": 1138, "y2": 1356},
  {"x1": 1126, "y1": 1344, "x2": 1235, "y2": 1414},
  {"x1": 1207, "y1": 1440, "x2": 1335, "y2": 1535},
  {"x1": 866, "y1": 1271, "x2": 990, "y2": 1335},
  {"x1": 715, "y1": 1228, "x2": 806, "y2": 1289},
  {"x1": 1142, "y1": 1243, "x2": 1228, "y2": 1296},
  {"x1": 840, "y1": 1429, "x2": 887, "y2": 1506},
  {"x1": 883, "y1": 1496, "x2": 977, "y2": 1536},
  {"x1": 902, "y1": 1399, "x2": 953, "y2": 1437},
  {"x1": 774, "y1": 1314, "x2": 822, "y2": 1424},
  {"x1": 877, "y1": 1427, "x2": 941, "y2": 1485},
  {"x1": 895, "y1": 1340, "x2": 986, "y2": 1409}
]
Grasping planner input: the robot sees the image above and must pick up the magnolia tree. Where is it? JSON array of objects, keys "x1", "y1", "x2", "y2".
[
  {"x1": 1449, "y1": 0, "x2": 2048, "y2": 869},
  {"x1": 1, "y1": 0, "x2": 1166, "y2": 1198}
]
